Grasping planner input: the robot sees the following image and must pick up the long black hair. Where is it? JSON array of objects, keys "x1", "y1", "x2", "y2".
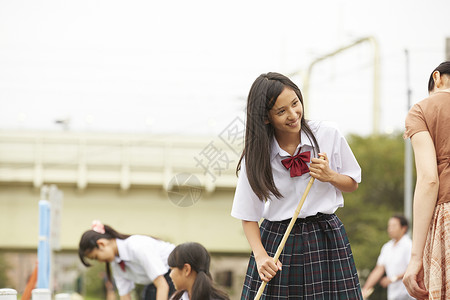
[
  {"x1": 236, "y1": 72, "x2": 320, "y2": 201},
  {"x1": 78, "y1": 224, "x2": 130, "y2": 281},
  {"x1": 168, "y1": 242, "x2": 229, "y2": 300},
  {"x1": 428, "y1": 61, "x2": 450, "y2": 92}
]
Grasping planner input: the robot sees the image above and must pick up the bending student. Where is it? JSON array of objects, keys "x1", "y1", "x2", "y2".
[{"x1": 78, "y1": 220, "x2": 176, "y2": 300}]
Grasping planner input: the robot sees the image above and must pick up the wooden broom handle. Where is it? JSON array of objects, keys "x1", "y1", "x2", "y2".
[{"x1": 254, "y1": 155, "x2": 323, "y2": 300}]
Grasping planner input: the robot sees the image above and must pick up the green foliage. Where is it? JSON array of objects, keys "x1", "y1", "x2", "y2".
[
  {"x1": 347, "y1": 133, "x2": 406, "y2": 211},
  {"x1": 336, "y1": 132, "x2": 413, "y2": 297},
  {"x1": 0, "y1": 253, "x2": 10, "y2": 287}
]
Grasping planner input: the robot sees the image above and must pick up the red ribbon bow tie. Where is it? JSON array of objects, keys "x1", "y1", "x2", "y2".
[
  {"x1": 281, "y1": 151, "x2": 311, "y2": 177},
  {"x1": 119, "y1": 260, "x2": 126, "y2": 272}
]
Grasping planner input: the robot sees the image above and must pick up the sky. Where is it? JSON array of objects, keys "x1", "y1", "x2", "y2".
[{"x1": 0, "y1": 0, "x2": 449, "y2": 137}]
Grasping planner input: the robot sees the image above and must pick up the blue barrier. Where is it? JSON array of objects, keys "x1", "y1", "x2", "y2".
[{"x1": 37, "y1": 200, "x2": 50, "y2": 289}]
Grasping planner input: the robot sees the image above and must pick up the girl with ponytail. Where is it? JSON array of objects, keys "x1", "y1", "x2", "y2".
[
  {"x1": 78, "y1": 220, "x2": 176, "y2": 300},
  {"x1": 168, "y1": 242, "x2": 229, "y2": 300}
]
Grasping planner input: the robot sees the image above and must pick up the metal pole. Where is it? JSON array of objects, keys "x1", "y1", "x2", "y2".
[
  {"x1": 371, "y1": 38, "x2": 381, "y2": 135},
  {"x1": 296, "y1": 36, "x2": 380, "y2": 135},
  {"x1": 404, "y1": 49, "x2": 413, "y2": 231}
]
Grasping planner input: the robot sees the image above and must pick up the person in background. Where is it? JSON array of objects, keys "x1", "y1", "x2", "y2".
[
  {"x1": 78, "y1": 220, "x2": 176, "y2": 300},
  {"x1": 361, "y1": 215, "x2": 413, "y2": 300},
  {"x1": 168, "y1": 242, "x2": 229, "y2": 300},
  {"x1": 403, "y1": 61, "x2": 450, "y2": 299}
]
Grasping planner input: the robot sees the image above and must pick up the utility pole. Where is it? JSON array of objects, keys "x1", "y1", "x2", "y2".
[
  {"x1": 404, "y1": 49, "x2": 413, "y2": 231},
  {"x1": 446, "y1": 37, "x2": 450, "y2": 61}
]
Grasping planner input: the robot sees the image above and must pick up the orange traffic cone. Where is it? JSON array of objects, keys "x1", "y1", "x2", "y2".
[{"x1": 21, "y1": 262, "x2": 38, "y2": 300}]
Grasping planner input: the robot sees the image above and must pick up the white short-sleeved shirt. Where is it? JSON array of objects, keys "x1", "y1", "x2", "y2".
[
  {"x1": 377, "y1": 235, "x2": 413, "y2": 300},
  {"x1": 112, "y1": 235, "x2": 175, "y2": 296},
  {"x1": 231, "y1": 120, "x2": 361, "y2": 221}
]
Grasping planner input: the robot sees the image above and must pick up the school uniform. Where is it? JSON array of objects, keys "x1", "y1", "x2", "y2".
[
  {"x1": 111, "y1": 235, "x2": 176, "y2": 300},
  {"x1": 170, "y1": 290, "x2": 226, "y2": 300},
  {"x1": 232, "y1": 120, "x2": 362, "y2": 299},
  {"x1": 171, "y1": 290, "x2": 231, "y2": 300},
  {"x1": 180, "y1": 291, "x2": 189, "y2": 300}
]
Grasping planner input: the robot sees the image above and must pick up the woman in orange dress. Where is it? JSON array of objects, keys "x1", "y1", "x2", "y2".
[{"x1": 403, "y1": 61, "x2": 450, "y2": 300}]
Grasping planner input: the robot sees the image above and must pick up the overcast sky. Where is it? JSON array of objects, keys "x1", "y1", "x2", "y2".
[{"x1": 1, "y1": 0, "x2": 449, "y2": 137}]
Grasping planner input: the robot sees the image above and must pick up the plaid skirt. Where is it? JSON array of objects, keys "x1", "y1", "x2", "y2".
[
  {"x1": 423, "y1": 202, "x2": 450, "y2": 300},
  {"x1": 241, "y1": 213, "x2": 362, "y2": 300}
]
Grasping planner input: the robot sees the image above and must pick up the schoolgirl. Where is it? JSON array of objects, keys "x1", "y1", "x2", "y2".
[
  {"x1": 78, "y1": 220, "x2": 176, "y2": 300},
  {"x1": 168, "y1": 242, "x2": 229, "y2": 300},
  {"x1": 231, "y1": 72, "x2": 363, "y2": 299}
]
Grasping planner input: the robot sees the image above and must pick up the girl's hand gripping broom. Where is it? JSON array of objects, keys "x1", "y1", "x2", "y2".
[{"x1": 254, "y1": 157, "x2": 322, "y2": 300}]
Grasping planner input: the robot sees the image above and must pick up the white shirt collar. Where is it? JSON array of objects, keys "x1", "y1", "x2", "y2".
[
  {"x1": 393, "y1": 234, "x2": 411, "y2": 246},
  {"x1": 270, "y1": 130, "x2": 314, "y2": 160},
  {"x1": 231, "y1": 120, "x2": 362, "y2": 221},
  {"x1": 115, "y1": 238, "x2": 130, "y2": 261}
]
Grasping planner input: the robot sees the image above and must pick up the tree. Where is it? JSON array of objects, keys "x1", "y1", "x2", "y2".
[{"x1": 336, "y1": 132, "x2": 411, "y2": 299}]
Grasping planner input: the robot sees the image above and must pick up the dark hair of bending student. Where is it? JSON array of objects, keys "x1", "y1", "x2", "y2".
[
  {"x1": 79, "y1": 220, "x2": 176, "y2": 300},
  {"x1": 168, "y1": 242, "x2": 229, "y2": 300},
  {"x1": 79, "y1": 222, "x2": 130, "y2": 280}
]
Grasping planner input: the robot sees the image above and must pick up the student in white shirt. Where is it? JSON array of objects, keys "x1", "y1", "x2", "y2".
[
  {"x1": 362, "y1": 215, "x2": 413, "y2": 300},
  {"x1": 231, "y1": 72, "x2": 362, "y2": 299},
  {"x1": 168, "y1": 242, "x2": 228, "y2": 300},
  {"x1": 79, "y1": 220, "x2": 176, "y2": 300}
]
